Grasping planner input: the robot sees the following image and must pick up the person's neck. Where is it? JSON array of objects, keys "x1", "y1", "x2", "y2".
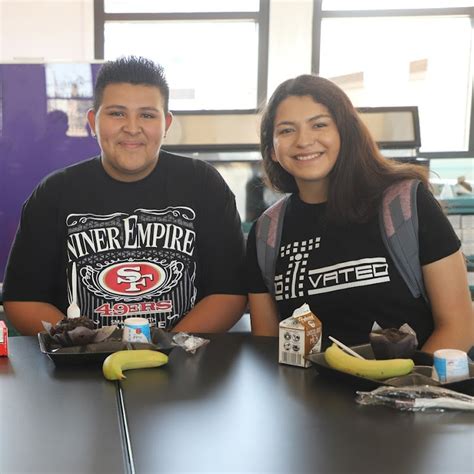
[{"x1": 297, "y1": 181, "x2": 328, "y2": 204}]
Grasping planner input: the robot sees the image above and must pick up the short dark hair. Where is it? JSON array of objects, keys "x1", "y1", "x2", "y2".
[
  {"x1": 260, "y1": 74, "x2": 428, "y2": 223},
  {"x1": 93, "y1": 56, "x2": 170, "y2": 113}
]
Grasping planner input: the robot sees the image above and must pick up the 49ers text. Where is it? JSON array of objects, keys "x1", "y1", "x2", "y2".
[{"x1": 94, "y1": 300, "x2": 173, "y2": 317}]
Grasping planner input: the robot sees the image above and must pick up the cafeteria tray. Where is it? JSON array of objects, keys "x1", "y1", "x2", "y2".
[
  {"x1": 38, "y1": 327, "x2": 175, "y2": 366},
  {"x1": 306, "y1": 344, "x2": 474, "y2": 395}
]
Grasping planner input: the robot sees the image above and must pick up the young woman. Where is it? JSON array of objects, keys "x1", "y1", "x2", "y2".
[{"x1": 246, "y1": 74, "x2": 474, "y2": 353}]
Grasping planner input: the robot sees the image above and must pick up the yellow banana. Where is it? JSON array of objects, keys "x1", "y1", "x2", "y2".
[
  {"x1": 103, "y1": 350, "x2": 168, "y2": 381},
  {"x1": 324, "y1": 343, "x2": 414, "y2": 380}
]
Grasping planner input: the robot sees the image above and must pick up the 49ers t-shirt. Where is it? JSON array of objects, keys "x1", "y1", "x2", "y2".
[
  {"x1": 4, "y1": 151, "x2": 245, "y2": 329},
  {"x1": 65, "y1": 205, "x2": 198, "y2": 327}
]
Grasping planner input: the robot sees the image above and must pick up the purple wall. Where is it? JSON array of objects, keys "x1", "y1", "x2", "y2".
[{"x1": 0, "y1": 63, "x2": 102, "y2": 281}]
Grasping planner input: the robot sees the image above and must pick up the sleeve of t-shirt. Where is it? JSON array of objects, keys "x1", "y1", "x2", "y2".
[
  {"x1": 3, "y1": 175, "x2": 63, "y2": 304},
  {"x1": 417, "y1": 183, "x2": 461, "y2": 265},
  {"x1": 196, "y1": 163, "x2": 246, "y2": 296},
  {"x1": 245, "y1": 221, "x2": 269, "y2": 294}
]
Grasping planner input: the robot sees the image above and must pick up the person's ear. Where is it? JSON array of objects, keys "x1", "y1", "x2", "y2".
[
  {"x1": 271, "y1": 148, "x2": 278, "y2": 162},
  {"x1": 165, "y1": 112, "x2": 173, "y2": 133},
  {"x1": 87, "y1": 109, "x2": 97, "y2": 137}
]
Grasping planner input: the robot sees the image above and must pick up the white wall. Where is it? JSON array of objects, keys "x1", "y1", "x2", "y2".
[{"x1": 0, "y1": 0, "x2": 94, "y2": 61}]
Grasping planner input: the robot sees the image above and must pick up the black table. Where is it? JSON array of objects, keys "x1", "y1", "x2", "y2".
[
  {"x1": 2, "y1": 335, "x2": 473, "y2": 474},
  {"x1": 0, "y1": 337, "x2": 126, "y2": 474},
  {"x1": 121, "y1": 335, "x2": 474, "y2": 474}
]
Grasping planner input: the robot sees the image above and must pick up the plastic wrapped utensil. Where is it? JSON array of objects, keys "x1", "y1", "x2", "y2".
[{"x1": 356, "y1": 385, "x2": 474, "y2": 412}]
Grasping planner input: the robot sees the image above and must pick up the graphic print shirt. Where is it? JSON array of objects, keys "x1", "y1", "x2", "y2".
[
  {"x1": 4, "y1": 152, "x2": 245, "y2": 329},
  {"x1": 246, "y1": 187, "x2": 460, "y2": 347}
]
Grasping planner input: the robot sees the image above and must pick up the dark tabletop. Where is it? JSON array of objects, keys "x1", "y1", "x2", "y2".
[
  {"x1": 120, "y1": 334, "x2": 474, "y2": 474},
  {"x1": 2, "y1": 334, "x2": 474, "y2": 474},
  {"x1": 0, "y1": 337, "x2": 126, "y2": 474}
]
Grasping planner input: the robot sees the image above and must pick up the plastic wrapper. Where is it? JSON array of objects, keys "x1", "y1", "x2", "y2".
[
  {"x1": 42, "y1": 319, "x2": 117, "y2": 347},
  {"x1": 172, "y1": 332, "x2": 210, "y2": 354},
  {"x1": 356, "y1": 385, "x2": 474, "y2": 412}
]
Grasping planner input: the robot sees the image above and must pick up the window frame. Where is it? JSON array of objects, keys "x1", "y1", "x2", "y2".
[
  {"x1": 312, "y1": 1, "x2": 474, "y2": 159},
  {"x1": 93, "y1": 0, "x2": 270, "y2": 115}
]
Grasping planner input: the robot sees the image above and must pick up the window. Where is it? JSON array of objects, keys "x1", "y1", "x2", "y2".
[
  {"x1": 45, "y1": 64, "x2": 94, "y2": 137},
  {"x1": 104, "y1": 0, "x2": 259, "y2": 13},
  {"x1": 322, "y1": 0, "x2": 474, "y2": 9},
  {"x1": 313, "y1": 2, "x2": 474, "y2": 157},
  {"x1": 94, "y1": 0, "x2": 269, "y2": 111}
]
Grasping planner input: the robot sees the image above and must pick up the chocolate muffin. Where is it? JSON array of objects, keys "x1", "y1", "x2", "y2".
[
  {"x1": 369, "y1": 327, "x2": 418, "y2": 360},
  {"x1": 50, "y1": 316, "x2": 95, "y2": 336}
]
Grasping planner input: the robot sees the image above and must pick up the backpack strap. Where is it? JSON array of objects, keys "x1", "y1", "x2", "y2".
[
  {"x1": 379, "y1": 179, "x2": 429, "y2": 305},
  {"x1": 255, "y1": 195, "x2": 290, "y2": 295}
]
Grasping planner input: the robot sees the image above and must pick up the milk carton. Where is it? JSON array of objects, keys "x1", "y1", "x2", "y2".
[
  {"x1": 0, "y1": 321, "x2": 8, "y2": 357},
  {"x1": 279, "y1": 303, "x2": 322, "y2": 368}
]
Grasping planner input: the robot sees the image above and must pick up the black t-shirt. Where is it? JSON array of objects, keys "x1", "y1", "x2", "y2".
[
  {"x1": 246, "y1": 185, "x2": 460, "y2": 348},
  {"x1": 4, "y1": 151, "x2": 246, "y2": 329}
]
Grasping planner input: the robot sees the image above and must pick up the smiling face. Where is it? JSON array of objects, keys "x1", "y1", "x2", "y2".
[
  {"x1": 272, "y1": 95, "x2": 341, "y2": 203},
  {"x1": 87, "y1": 82, "x2": 173, "y2": 182}
]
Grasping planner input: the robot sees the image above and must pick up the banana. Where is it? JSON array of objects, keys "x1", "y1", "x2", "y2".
[
  {"x1": 324, "y1": 343, "x2": 414, "y2": 380},
  {"x1": 102, "y1": 350, "x2": 168, "y2": 381}
]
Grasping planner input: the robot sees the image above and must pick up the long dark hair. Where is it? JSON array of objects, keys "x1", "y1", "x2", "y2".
[{"x1": 260, "y1": 75, "x2": 429, "y2": 223}]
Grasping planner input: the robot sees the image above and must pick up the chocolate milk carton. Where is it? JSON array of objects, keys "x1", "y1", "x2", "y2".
[{"x1": 279, "y1": 303, "x2": 322, "y2": 368}]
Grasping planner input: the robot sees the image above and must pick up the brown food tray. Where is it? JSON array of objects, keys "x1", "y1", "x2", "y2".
[
  {"x1": 38, "y1": 327, "x2": 175, "y2": 366},
  {"x1": 306, "y1": 344, "x2": 474, "y2": 395}
]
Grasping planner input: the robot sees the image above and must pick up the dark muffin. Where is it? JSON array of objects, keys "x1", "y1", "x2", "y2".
[
  {"x1": 369, "y1": 328, "x2": 418, "y2": 360},
  {"x1": 50, "y1": 316, "x2": 95, "y2": 336}
]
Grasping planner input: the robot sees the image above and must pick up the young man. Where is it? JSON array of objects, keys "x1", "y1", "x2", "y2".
[{"x1": 3, "y1": 56, "x2": 247, "y2": 335}]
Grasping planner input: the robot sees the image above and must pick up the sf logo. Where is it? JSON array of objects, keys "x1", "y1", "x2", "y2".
[{"x1": 116, "y1": 266, "x2": 153, "y2": 292}]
